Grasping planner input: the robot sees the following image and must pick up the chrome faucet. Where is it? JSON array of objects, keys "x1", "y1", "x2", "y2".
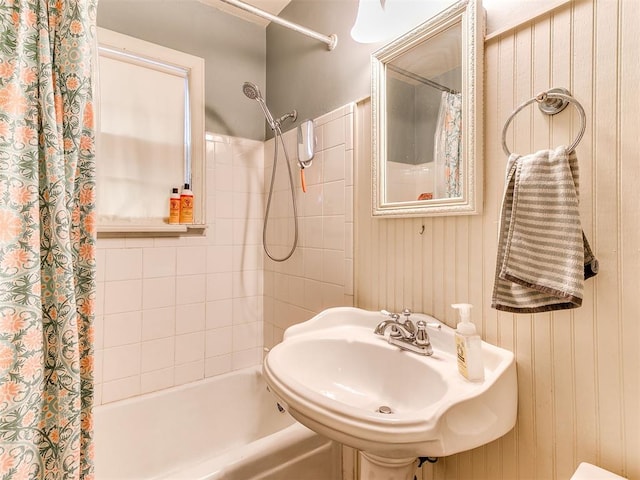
[
  {"x1": 374, "y1": 309, "x2": 414, "y2": 335},
  {"x1": 373, "y1": 310, "x2": 401, "y2": 335},
  {"x1": 374, "y1": 309, "x2": 440, "y2": 356}
]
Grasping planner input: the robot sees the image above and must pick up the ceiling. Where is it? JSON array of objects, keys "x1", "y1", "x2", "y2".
[{"x1": 198, "y1": 0, "x2": 292, "y2": 27}]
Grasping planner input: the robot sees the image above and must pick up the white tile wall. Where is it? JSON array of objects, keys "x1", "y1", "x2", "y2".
[
  {"x1": 95, "y1": 134, "x2": 265, "y2": 405},
  {"x1": 95, "y1": 105, "x2": 356, "y2": 404},
  {"x1": 263, "y1": 104, "x2": 356, "y2": 348}
]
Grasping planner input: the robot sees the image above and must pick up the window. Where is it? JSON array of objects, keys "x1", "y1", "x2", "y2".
[{"x1": 97, "y1": 28, "x2": 205, "y2": 233}]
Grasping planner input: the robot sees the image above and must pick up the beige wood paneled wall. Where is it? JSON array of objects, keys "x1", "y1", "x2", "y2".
[{"x1": 354, "y1": 1, "x2": 639, "y2": 479}]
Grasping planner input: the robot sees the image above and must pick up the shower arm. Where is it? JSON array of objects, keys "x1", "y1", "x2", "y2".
[{"x1": 217, "y1": 0, "x2": 338, "y2": 51}]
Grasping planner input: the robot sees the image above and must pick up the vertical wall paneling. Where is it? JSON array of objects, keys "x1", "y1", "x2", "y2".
[
  {"x1": 570, "y1": 0, "x2": 599, "y2": 472},
  {"x1": 452, "y1": 219, "x2": 463, "y2": 307},
  {"x1": 408, "y1": 220, "x2": 419, "y2": 310},
  {"x1": 482, "y1": 30, "x2": 500, "y2": 352},
  {"x1": 376, "y1": 219, "x2": 386, "y2": 308},
  {"x1": 445, "y1": 219, "x2": 458, "y2": 308},
  {"x1": 501, "y1": 28, "x2": 525, "y2": 480},
  {"x1": 482, "y1": 16, "x2": 506, "y2": 480},
  {"x1": 356, "y1": 1, "x2": 637, "y2": 478},
  {"x1": 386, "y1": 219, "x2": 396, "y2": 309},
  {"x1": 393, "y1": 220, "x2": 404, "y2": 308},
  {"x1": 619, "y1": 0, "x2": 640, "y2": 477},
  {"x1": 432, "y1": 218, "x2": 446, "y2": 322},
  {"x1": 549, "y1": 6, "x2": 576, "y2": 478},
  {"x1": 593, "y1": 0, "x2": 624, "y2": 473},
  {"x1": 420, "y1": 219, "x2": 433, "y2": 316}
]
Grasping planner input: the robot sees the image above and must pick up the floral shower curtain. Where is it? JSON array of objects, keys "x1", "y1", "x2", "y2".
[
  {"x1": 433, "y1": 91, "x2": 462, "y2": 198},
  {"x1": 0, "y1": 1, "x2": 97, "y2": 478}
]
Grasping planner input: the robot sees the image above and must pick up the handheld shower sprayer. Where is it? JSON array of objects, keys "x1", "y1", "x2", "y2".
[
  {"x1": 242, "y1": 81, "x2": 297, "y2": 131},
  {"x1": 242, "y1": 81, "x2": 300, "y2": 263},
  {"x1": 242, "y1": 82, "x2": 277, "y2": 130}
]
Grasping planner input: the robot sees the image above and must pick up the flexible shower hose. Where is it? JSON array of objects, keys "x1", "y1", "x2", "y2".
[{"x1": 262, "y1": 125, "x2": 299, "y2": 262}]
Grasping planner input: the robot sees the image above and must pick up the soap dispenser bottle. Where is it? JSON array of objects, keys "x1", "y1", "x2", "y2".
[{"x1": 452, "y1": 303, "x2": 484, "y2": 382}]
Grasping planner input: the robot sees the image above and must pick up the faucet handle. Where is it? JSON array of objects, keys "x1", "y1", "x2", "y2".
[
  {"x1": 380, "y1": 309, "x2": 400, "y2": 321},
  {"x1": 415, "y1": 321, "x2": 429, "y2": 345},
  {"x1": 401, "y1": 308, "x2": 416, "y2": 333},
  {"x1": 415, "y1": 320, "x2": 433, "y2": 355},
  {"x1": 415, "y1": 321, "x2": 433, "y2": 355}
]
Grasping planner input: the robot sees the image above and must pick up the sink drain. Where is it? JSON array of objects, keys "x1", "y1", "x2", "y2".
[{"x1": 376, "y1": 405, "x2": 393, "y2": 414}]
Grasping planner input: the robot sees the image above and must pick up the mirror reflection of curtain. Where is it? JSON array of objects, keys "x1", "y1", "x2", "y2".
[{"x1": 434, "y1": 91, "x2": 463, "y2": 198}]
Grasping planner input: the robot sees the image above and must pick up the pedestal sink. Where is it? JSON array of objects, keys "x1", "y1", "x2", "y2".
[{"x1": 262, "y1": 307, "x2": 517, "y2": 480}]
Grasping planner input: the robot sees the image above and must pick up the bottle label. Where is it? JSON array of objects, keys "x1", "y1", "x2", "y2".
[
  {"x1": 169, "y1": 198, "x2": 180, "y2": 224},
  {"x1": 455, "y1": 335, "x2": 469, "y2": 378},
  {"x1": 179, "y1": 195, "x2": 194, "y2": 224}
]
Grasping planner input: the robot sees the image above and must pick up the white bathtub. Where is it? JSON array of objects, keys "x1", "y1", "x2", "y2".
[{"x1": 95, "y1": 366, "x2": 340, "y2": 479}]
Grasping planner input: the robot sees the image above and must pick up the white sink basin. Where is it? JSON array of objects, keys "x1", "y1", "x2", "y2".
[{"x1": 263, "y1": 307, "x2": 517, "y2": 459}]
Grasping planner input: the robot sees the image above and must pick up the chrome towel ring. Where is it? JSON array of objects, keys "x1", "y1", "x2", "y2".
[{"x1": 501, "y1": 87, "x2": 587, "y2": 156}]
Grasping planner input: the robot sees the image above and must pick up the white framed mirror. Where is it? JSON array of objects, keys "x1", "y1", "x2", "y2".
[{"x1": 372, "y1": 0, "x2": 484, "y2": 217}]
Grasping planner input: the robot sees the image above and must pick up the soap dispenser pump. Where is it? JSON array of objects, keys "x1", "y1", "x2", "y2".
[{"x1": 452, "y1": 303, "x2": 484, "y2": 382}]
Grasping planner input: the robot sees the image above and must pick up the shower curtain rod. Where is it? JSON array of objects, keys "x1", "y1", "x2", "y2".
[
  {"x1": 387, "y1": 64, "x2": 459, "y2": 94},
  {"x1": 218, "y1": 0, "x2": 338, "y2": 50}
]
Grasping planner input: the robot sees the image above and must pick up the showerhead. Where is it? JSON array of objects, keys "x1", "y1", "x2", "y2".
[
  {"x1": 242, "y1": 81, "x2": 261, "y2": 100},
  {"x1": 242, "y1": 81, "x2": 277, "y2": 130}
]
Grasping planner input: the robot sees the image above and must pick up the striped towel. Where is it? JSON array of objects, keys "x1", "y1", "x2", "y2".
[{"x1": 492, "y1": 146, "x2": 598, "y2": 313}]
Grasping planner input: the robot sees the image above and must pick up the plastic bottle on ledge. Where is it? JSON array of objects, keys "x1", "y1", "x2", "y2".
[
  {"x1": 452, "y1": 303, "x2": 484, "y2": 382},
  {"x1": 179, "y1": 183, "x2": 194, "y2": 224},
  {"x1": 168, "y1": 187, "x2": 180, "y2": 224}
]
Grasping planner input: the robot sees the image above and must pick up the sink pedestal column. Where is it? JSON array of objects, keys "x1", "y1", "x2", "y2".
[{"x1": 359, "y1": 452, "x2": 418, "y2": 480}]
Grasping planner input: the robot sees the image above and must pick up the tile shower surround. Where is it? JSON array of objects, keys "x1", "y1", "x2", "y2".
[
  {"x1": 94, "y1": 104, "x2": 355, "y2": 405},
  {"x1": 263, "y1": 104, "x2": 355, "y2": 349}
]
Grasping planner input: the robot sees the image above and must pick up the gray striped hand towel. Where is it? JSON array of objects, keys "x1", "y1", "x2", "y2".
[{"x1": 491, "y1": 145, "x2": 598, "y2": 313}]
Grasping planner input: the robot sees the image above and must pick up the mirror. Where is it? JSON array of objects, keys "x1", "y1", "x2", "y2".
[{"x1": 372, "y1": 0, "x2": 484, "y2": 217}]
